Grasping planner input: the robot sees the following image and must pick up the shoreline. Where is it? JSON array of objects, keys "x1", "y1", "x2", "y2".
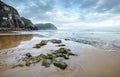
[{"x1": 0, "y1": 34, "x2": 120, "y2": 77}]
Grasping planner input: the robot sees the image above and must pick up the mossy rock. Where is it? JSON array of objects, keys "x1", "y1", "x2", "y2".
[
  {"x1": 39, "y1": 54, "x2": 47, "y2": 59},
  {"x1": 42, "y1": 58, "x2": 51, "y2": 67},
  {"x1": 51, "y1": 39, "x2": 62, "y2": 44},
  {"x1": 33, "y1": 40, "x2": 48, "y2": 48},
  {"x1": 13, "y1": 48, "x2": 76, "y2": 70},
  {"x1": 63, "y1": 54, "x2": 69, "y2": 59},
  {"x1": 32, "y1": 56, "x2": 42, "y2": 63},
  {"x1": 40, "y1": 40, "x2": 48, "y2": 45},
  {"x1": 33, "y1": 39, "x2": 62, "y2": 49},
  {"x1": 53, "y1": 61, "x2": 68, "y2": 70},
  {"x1": 55, "y1": 48, "x2": 70, "y2": 54},
  {"x1": 25, "y1": 53, "x2": 32, "y2": 57},
  {"x1": 25, "y1": 61, "x2": 31, "y2": 66},
  {"x1": 57, "y1": 44, "x2": 66, "y2": 47}
]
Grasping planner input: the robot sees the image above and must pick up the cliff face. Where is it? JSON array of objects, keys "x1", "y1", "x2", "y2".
[
  {"x1": 0, "y1": 1, "x2": 36, "y2": 30},
  {"x1": 35, "y1": 23, "x2": 57, "y2": 30}
]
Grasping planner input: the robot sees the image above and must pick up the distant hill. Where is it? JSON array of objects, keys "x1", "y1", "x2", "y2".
[
  {"x1": 0, "y1": 1, "x2": 37, "y2": 31},
  {"x1": 35, "y1": 23, "x2": 57, "y2": 30}
]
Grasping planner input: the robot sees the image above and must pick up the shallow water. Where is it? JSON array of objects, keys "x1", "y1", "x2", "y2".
[
  {"x1": 0, "y1": 31, "x2": 120, "y2": 77},
  {"x1": 0, "y1": 34, "x2": 33, "y2": 50},
  {"x1": 0, "y1": 37, "x2": 120, "y2": 77},
  {"x1": 20, "y1": 30, "x2": 120, "y2": 50}
]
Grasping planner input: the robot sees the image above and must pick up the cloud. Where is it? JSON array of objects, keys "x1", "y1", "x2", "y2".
[
  {"x1": 93, "y1": 0, "x2": 120, "y2": 13},
  {"x1": 3, "y1": 0, "x2": 55, "y2": 21},
  {"x1": 2, "y1": 0, "x2": 120, "y2": 29}
]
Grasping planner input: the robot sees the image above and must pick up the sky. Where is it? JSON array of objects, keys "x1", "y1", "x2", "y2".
[{"x1": 2, "y1": 0, "x2": 120, "y2": 29}]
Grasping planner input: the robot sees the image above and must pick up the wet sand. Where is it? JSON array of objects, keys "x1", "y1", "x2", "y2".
[
  {"x1": 0, "y1": 32, "x2": 20, "y2": 35},
  {"x1": 0, "y1": 34, "x2": 120, "y2": 77}
]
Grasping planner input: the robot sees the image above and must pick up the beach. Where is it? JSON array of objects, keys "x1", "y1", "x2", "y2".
[{"x1": 0, "y1": 32, "x2": 120, "y2": 77}]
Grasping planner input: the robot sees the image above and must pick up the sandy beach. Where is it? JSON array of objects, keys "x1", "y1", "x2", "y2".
[{"x1": 0, "y1": 34, "x2": 120, "y2": 77}]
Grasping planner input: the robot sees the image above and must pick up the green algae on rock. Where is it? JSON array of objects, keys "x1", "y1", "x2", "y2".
[
  {"x1": 33, "y1": 40, "x2": 48, "y2": 48},
  {"x1": 53, "y1": 60, "x2": 68, "y2": 70},
  {"x1": 33, "y1": 39, "x2": 62, "y2": 49},
  {"x1": 12, "y1": 48, "x2": 77, "y2": 70}
]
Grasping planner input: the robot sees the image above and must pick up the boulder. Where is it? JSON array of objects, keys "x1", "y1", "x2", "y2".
[{"x1": 53, "y1": 61, "x2": 68, "y2": 70}]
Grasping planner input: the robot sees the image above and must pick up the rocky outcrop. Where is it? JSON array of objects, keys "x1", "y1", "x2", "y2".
[
  {"x1": 21, "y1": 17, "x2": 38, "y2": 30},
  {"x1": 35, "y1": 23, "x2": 57, "y2": 30},
  {"x1": 0, "y1": 1, "x2": 37, "y2": 31},
  {"x1": 12, "y1": 47, "x2": 77, "y2": 70}
]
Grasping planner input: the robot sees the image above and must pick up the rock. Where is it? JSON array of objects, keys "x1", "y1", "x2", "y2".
[
  {"x1": 69, "y1": 53, "x2": 77, "y2": 56},
  {"x1": 33, "y1": 40, "x2": 47, "y2": 48},
  {"x1": 64, "y1": 39, "x2": 70, "y2": 41},
  {"x1": 63, "y1": 54, "x2": 69, "y2": 59},
  {"x1": 54, "y1": 48, "x2": 77, "y2": 59},
  {"x1": 33, "y1": 44, "x2": 41, "y2": 48},
  {"x1": 32, "y1": 56, "x2": 42, "y2": 63},
  {"x1": 33, "y1": 39, "x2": 62, "y2": 48},
  {"x1": 57, "y1": 44, "x2": 66, "y2": 47},
  {"x1": 40, "y1": 40, "x2": 48, "y2": 45},
  {"x1": 0, "y1": 1, "x2": 37, "y2": 31},
  {"x1": 25, "y1": 53, "x2": 32, "y2": 57},
  {"x1": 47, "y1": 54, "x2": 54, "y2": 59},
  {"x1": 42, "y1": 58, "x2": 51, "y2": 67},
  {"x1": 39, "y1": 54, "x2": 47, "y2": 59},
  {"x1": 51, "y1": 39, "x2": 62, "y2": 44},
  {"x1": 55, "y1": 48, "x2": 70, "y2": 54},
  {"x1": 17, "y1": 63, "x2": 24, "y2": 67},
  {"x1": 25, "y1": 61, "x2": 31, "y2": 66},
  {"x1": 53, "y1": 61, "x2": 68, "y2": 70},
  {"x1": 12, "y1": 48, "x2": 76, "y2": 70},
  {"x1": 23, "y1": 57, "x2": 41, "y2": 66}
]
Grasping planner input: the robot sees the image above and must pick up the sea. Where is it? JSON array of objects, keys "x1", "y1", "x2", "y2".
[{"x1": 19, "y1": 29, "x2": 120, "y2": 50}]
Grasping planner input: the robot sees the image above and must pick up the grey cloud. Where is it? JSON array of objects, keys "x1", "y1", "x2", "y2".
[
  {"x1": 78, "y1": 0, "x2": 98, "y2": 8},
  {"x1": 95, "y1": 0, "x2": 120, "y2": 13},
  {"x1": 23, "y1": 0, "x2": 54, "y2": 22},
  {"x1": 3, "y1": 0, "x2": 29, "y2": 6},
  {"x1": 56, "y1": 0, "x2": 98, "y2": 8},
  {"x1": 59, "y1": 0, "x2": 120, "y2": 13},
  {"x1": 3, "y1": 0, "x2": 55, "y2": 22},
  {"x1": 2, "y1": 0, "x2": 120, "y2": 24}
]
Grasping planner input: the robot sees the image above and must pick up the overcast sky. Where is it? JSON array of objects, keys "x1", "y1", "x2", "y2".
[{"x1": 3, "y1": 0, "x2": 120, "y2": 29}]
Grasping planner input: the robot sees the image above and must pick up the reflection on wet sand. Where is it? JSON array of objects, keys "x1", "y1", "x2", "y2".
[{"x1": 0, "y1": 35, "x2": 33, "y2": 49}]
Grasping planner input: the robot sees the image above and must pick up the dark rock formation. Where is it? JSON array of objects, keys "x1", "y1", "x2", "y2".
[
  {"x1": 0, "y1": 1, "x2": 37, "y2": 31},
  {"x1": 21, "y1": 17, "x2": 38, "y2": 30},
  {"x1": 12, "y1": 48, "x2": 77, "y2": 70},
  {"x1": 33, "y1": 39, "x2": 62, "y2": 48},
  {"x1": 35, "y1": 23, "x2": 57, "y2": 30}
]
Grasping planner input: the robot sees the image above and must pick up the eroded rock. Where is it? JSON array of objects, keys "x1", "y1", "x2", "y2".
[
  {"x1": 13, "y1": 48, "x2": 76, "y2": 70},
  {"x1": 33, "y1": 40, "x2": 47, "y2": 48},
  {"x1": 33, "y1": 39, "x2": 63, "y2": 49},
  {"x1": 53, "y1": 60, "x2": 68, "y2": 70}
]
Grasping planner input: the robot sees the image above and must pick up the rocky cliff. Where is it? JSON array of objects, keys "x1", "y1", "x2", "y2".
[
  {"x1": 0, "y1": 1, "x2": 36, "y2": 31},
  {"x1": 35, "y1": 23, "x2": 57, "y2": 30}
]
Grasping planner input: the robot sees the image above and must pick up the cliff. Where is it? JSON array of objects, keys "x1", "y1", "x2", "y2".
[
  {"x1": 35, "y1": 23, "x2": 57, "y2": 30},
  {"x1": 0, "y1": 1, "x2": 37, "y2": 31}
]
